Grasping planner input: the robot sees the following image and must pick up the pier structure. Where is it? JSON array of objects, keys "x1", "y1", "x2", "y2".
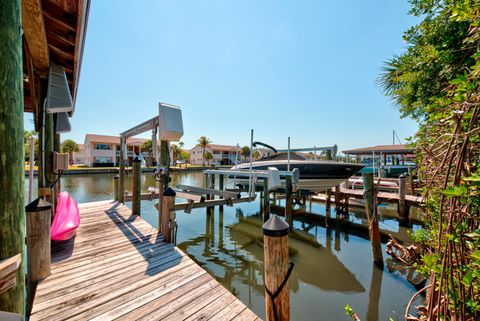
[
  {"x1": 1, "y1": 0, "x2": 90, "y2": 316},
  {"x1": 28, "y1": 200, "x2": 260, "y2": 321}
]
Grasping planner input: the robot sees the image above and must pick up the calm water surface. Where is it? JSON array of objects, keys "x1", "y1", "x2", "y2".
[{"x1": 26, "y1": 172, "x2": 421, "y2": 320}]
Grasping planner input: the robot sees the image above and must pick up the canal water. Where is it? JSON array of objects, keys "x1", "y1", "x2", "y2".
[{"x1": 26, "y1": 172, "x2": 421, "y2": 320}]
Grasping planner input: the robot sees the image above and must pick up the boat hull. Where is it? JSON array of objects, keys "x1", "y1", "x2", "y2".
[{"x1": 232, "y1": 160, "x2": 364, "y2": 192}]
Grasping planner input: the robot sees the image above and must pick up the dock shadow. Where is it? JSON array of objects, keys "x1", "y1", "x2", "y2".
[{"x1": 104, "y1": 202, "x2": 183, "y2": 276}]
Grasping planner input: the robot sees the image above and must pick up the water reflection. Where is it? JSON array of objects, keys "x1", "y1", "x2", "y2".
[{"x1": 25, "y1": 172, "x2": 420, "y2": 320}]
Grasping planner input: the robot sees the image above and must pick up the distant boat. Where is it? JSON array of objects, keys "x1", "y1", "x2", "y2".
[
  {"x1": 51, "y1": 191, "x2": 80, "y2": 241},
  {"x1": 232, "y1": 149, "x2": 364, "y2": 193}
]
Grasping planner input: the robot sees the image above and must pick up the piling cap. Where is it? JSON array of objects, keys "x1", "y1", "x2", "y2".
[
  {"x1": 133, "y1": 157, "x2": 141, "y2": 162},
  {"x1": 114, "y1": 174, "x2": 119, "y2": 179},
  {"x1": 399, "y1": 173, "x2": 408, "y2": 178},
  {"x1": 163, "y1": 187, "x2": 177, "y2": 197},
  {"x1": 263, "y1": 214, "x2": 289, "y2": 237},
  {"x1": 25, "y1": 198, "x2": 52, "y2": 212}
]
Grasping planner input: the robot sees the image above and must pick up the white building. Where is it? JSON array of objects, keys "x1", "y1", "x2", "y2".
[
  {"x1": 72, "y1": 144, "x2": 85, "y2": 164},
  {"x1": 83, "y1": 134, "x2": 150, "y2": 166},
  {"x1": 189, "y1": 144, "x2": 239, "y2": 165}
]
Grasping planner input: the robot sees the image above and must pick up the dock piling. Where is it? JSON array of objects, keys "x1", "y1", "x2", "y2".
[
  {"x1": 263, "y1": 215, "x2": 291, "y2": 321},
  {"x1": 326, "y1": 188, "x2": 332, "y2": 211},
  {"x1": 26, "y1": 199, "x2": 52, "y2": 282},
  {"x1": 113, "y1": 174, "x2": 119, "y2": 201},
  {"x1": 398, "y1": 174, "x2": 409, "y2": 225},
  {"x1": 0, "y1": 1, "x2": 26, "y2": 312},
  {"x1": 119, "y1": 137, "x2": 126, "y2": 203},
  {"x1": 132, "y1": 157, "x2": 141, "y2": 216},
  {"x1": 362, "y1": 173, "x2": 384, "y2": 267},
  {"x1": 161, "y1": 187, "x2": 176, "y2": 242},
  {"x1": 285, "y1": 176, "x2": 293, "y2": 227},
  {"x1": 334, "y1": 185, "x2": 341, "y2": 211},
  {"x1": 263, "y1": 178, "x2": 270, "y2": 222}
]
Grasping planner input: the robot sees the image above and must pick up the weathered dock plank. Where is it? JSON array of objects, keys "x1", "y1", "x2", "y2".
[{"x1": 30, "y1": 201, "x2": 260, "y2": 321}]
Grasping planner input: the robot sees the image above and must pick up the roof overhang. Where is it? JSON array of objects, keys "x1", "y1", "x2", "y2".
[
  {"x1": 343, "y1": 144, "x2": 415, "y2": 155},
  {"x1": 22, "y1": 0, "x2": 90, "y2": 129}
]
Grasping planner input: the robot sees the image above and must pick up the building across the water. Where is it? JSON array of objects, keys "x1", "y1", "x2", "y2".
[
  {"x1": 189, "y1": 144, "x2": 238, "y2": 165},
  {"x1": 83, "y1": 134, "x2": 150, "y2": 166},
  {"x1": 72, "y1": 144, "x2": 85, "y2": 164}
]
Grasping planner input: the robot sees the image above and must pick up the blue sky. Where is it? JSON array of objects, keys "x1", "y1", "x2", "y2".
[{"x1": 25, "y1": 0, "x2": 419, "y2": 152}]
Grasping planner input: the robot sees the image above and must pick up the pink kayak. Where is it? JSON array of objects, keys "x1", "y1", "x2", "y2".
[{"x1": 51, "y1": 191, "x2": 80, "y2": 241}]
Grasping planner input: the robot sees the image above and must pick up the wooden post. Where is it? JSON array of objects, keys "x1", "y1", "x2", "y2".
[
  {"x1": 326, "y1": 188, "x2": 332, "y2": 211},
  {"x1": 407, "y1": 168, "x2": 415, "y2": 195},
  {"x1": 26, "y1": 199, "x2": 52, "y2": 282},
  {"x1": 263, "y1": 178, "x2": 270, "y2": 222},
  {"x1": 44, "y1": 113, "x2": 55, "y2": 204},
  {"x1": 219, "y1": 174, "x2": 224, "y2": 211},
  {"x1": 263, "y1": 215, "x2": 290, "y2": 321},
  {"x1": 362, "y1": 173, "x2": 383, "y2": 267},
  {"x1": 398, "y1": 174, "x2": 408, "y2": 224},
  {"x1": 0, "y1": 0, "x2": 25, "y2": 312},
  {"x1": 161, "y1": 187, "x2": 176, "y2": 242},
  {"x1": 113, "y1": 174, "x2": 119, "y2": 201},
  {"x1": 53, "y1": 131, "x2": 61, "y2": 209},
  {"x1": 285, "y1": 176, "x2": 293, "y2": 227},
  {"x1": 118, "y1": 137, "x2": 125, "y2": 203},
  {"x1": 132, "y1": 157, "x2": 141, "y2": 216},
  {"x1": 334, "y1": 185, "x2": 340, "y2": 211}
]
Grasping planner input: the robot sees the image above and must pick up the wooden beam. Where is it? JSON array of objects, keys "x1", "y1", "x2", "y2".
[
  {"x1": 48, "y1": 44, "x2": 74, "y2": 62},
  {"x1": 177, "y1": 184, "x2": 241, "y2": 199},
  {"x1": 22, "y1": 0, "x2": 49, "y2": 74},
  {"x1": 42, "y1": 9, "x2": 76, "y2": 33},
  {"x1": 171, "y1": 195, "x2": 255, "y2": 211}
]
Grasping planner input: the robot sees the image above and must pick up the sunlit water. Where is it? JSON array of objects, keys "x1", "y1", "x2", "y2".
[{"x1": 26, "y1": 172, "x2": 422, "y2": 320}]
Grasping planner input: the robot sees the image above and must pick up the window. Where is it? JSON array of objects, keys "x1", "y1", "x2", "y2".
[
  {"x1": 213, "y1": 150, "x2": 221, "y2": 155},
  {"x1": 95, "y1": 144, "x2": 111, "y2": 150}
]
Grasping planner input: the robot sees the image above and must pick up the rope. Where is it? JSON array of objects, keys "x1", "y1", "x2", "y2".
[{"x1": 264, "y1": 261, "x2": 295, "y2": 321}]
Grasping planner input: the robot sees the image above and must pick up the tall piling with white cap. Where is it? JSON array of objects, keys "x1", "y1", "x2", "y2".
[{"x1": 263, "y1": 214, "x2": 291, "y2": 321}]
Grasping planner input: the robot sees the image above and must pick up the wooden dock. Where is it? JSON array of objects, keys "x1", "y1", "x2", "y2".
[{"x1": 29, "y1": 200, "x2": 260, "y2": 321}]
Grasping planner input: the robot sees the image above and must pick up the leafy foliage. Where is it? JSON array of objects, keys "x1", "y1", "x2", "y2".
[
  {"x1": 379, "y1": 0, "x2": 479, "y2": 121},
  {"x1": 382, "y1": 1, "x2": 480, "y2": 320}
]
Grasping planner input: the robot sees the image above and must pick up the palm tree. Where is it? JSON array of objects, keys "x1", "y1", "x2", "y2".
[
  {"x1": 171, "y1": 144, "x2": 183, "y2": 165},
  {"x1": 197, "y1": 136, "x2": 212, "y2": 166},
  {"x1": 204, "y1": 151, "x2": 213, "y2": 166},
  {"x1": 61, "y1": 139, "x2": 79, "y2": 164},
  {"x1": 240, "y1": 146, "x2": 250, "y2": 162},
  {"x1": 140, "y1": 140, "x2": 153, "y2": 165},
  {"x1": 252, "y1": 149, "x2": 260, "y2": 160}
]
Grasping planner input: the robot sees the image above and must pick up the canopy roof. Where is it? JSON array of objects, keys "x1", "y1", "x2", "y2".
[
  {"x1": 22, "y1": 0, "x2": 90, "y2": 128},
  {"x1": 343, "y1": 144, "x2": 415, "y2": 155}
]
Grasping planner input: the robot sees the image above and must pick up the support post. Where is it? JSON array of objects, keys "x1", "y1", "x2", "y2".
[
  {"x1": 113, "y1": 174, "x2": 119, "y2": 201},
  {"x1": 398, "y1": 174, "x2": 408, "y2": 224},
  {"x1": 362, "y1": 173, "x2": 383, "y2": 267},
  {"x1": 334, "y1": 185, "x2": 340, "y2": 211},
  {"x1": 161, "y1": 187, "x2": 176, "y2": 242},
  {"x1": 26, "y1": 199, "x2": 51, "y2": 282},
  {"x1": 263, "y1": 215, "x2": 290, "y2": 321},
  {"x1": 0, "y1": 0, "x2": 25, "y2": 312},
  {"x1": 285, "y1": 176, "x2": 293, "y2": 227},
  {"x1": 219, "y1": 174, "x2": 224, "y2": 211},
  {"x1": 407, "y1": 168, "x2": 415, "y2": 195},
  {"x1": 132, "y1": 157, "x2": 141, "y2": 216},
  {"x1": 263, "y1": 178, "x2": 270, "y2": 222},
  {"x1": 326, "y1": 188, "x2": 332, "y2": 211},
  {"x1": 53, "y1": 130, "x2": 61, "y2": 208},
  {"x1": 44, "y1": 113, "x2": 55, "y2": 203},
  {"x1": 118, "y1": 137, "x2": 125, "y2": 203}
]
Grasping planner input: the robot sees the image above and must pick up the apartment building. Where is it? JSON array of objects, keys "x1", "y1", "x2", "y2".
[
  {"x1": 83, "y1": 134, "x2": 150, "y2": 166},
  {"x1": 189, "y1": 144, "x2": 241, "y2": 165}
]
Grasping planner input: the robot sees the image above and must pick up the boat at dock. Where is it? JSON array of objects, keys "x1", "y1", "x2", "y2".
[{"x1": 232, "y1": 151, "x2": 364, "y2": 193}]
